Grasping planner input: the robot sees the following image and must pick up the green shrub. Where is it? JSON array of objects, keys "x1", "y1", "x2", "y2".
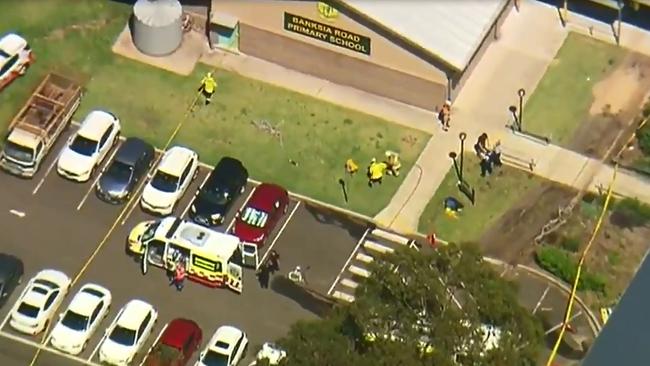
[
  {"x1": 637, "y1": 123, "x2": 650, "y2": 156},
  {"x1": 560, "y1": 237, "x2": 581, "y2": 252},
  {"x1": 535, "y1": 246, "x2": 606, "y2": 293},
  {"x1": 613, "y1": 197, "x2": 650, "y2": 225}
]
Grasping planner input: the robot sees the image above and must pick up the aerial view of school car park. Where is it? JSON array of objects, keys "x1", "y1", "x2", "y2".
[{"x1": 2, "y1": 0, "x2": 650, "y2": 366}]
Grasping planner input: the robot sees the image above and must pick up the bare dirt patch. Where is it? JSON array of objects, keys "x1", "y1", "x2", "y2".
[{"x1": 45, "y1": 18, "x2": 111, "y2": 40}]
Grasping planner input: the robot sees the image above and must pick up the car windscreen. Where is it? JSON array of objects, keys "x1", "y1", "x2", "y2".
[
  {"x1": 107, "y1": 160, "x2": 134, "y2": 180},
  {"x1": 109, "y1": 325, "x2": 136, "y2": 346},
  {"x1": 69, "y1": 135, "x2": 98, "y2": 156},
  {"x1": 142, "y1": 221, "x2": 160, "y2": 243},
  {"x1": 201, "y1": 350, "x2": 229, "y2": 366},
  {"x1": 150, "y1": 171, "x2": 179, "y2": 193},
  {"x1": 61, "y1": 310, "x2": 89, "y2": 331},
  {"x1": 3, "y1": 140, "x2": 34, "y2": 163},
  {"x1": 200, "y1": 184, "x2": 230, "y2": 205},
  {"x1": 17, "y1": 302, "x2": 40, "y2": 318},
  {"x1": 241, "y1": 206, "x2": 269, "y2": 228}
]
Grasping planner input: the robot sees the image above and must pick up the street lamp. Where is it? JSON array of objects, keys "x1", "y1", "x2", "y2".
[
  {"x1": 448, "y1": 132, "x2": 475, "y2": 205},
  {"x1": 458, "y1": 132, "x2": 467, "y2": 182},
  {"x1": 517, "y1": 88, "x2": 526, "y2": 132}
]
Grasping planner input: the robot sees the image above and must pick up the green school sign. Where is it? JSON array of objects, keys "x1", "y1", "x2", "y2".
[{"x1": 283, "y1": 12, "x2": 371, "y2": 56}]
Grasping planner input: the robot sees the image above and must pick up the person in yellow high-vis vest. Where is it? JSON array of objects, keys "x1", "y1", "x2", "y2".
[
  {"x1": 198, "y1": 72, "x2": 218, "y2": 105},
  {"x1": 367, "y1": 159, "x2": 387, "y2": 187}
]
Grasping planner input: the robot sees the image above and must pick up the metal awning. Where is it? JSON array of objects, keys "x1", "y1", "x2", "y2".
[{"x1": 210, "y1": 11, "x2": 239, "y2": 28}]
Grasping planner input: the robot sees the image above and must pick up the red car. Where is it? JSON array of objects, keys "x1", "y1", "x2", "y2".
[
  {"x1": 142, "y1": 318, "x2": 203, "y2": 366},
  {"x1": 233, "y1": 183, "x2": 289, "y2": 265}
]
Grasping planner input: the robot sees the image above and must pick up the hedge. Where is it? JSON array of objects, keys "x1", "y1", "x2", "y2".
[{"x1": 535, "y1": 246, "x2": 606, "y2": 294}]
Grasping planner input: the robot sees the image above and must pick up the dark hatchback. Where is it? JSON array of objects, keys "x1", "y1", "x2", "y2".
[
  {"x1": 0, "y1": 253, "x2": 24, "y2": 308},
  {"x1": 96, "y1": 137, "x2": 155, "y2": 204},
  {"x1": 189, "y1": 157, "x2": 248, "y2": 227}
]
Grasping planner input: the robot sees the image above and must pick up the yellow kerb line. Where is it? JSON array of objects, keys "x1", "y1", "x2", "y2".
[
  {"x1": 545, "y1": 164, "x2": 618, "y2": 366},
  {"x1": 28, "y1": 83, "x2": 208, "y2": 366}
]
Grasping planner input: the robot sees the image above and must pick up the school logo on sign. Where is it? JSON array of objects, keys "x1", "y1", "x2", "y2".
[{"x1": 317, "y1": 2, "x2": 339, "y2": 21}]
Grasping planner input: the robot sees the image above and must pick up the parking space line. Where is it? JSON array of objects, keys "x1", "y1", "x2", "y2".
[
  {"x1": 180, "y1": 172, "x2": 211, "y2": 218},
  {"x1": 532, "y1": 286, "x2": 550, "y2": 315},
  {"x1": 225, "y1": 188, "x2": 256, "y2": 233},
  {"x1": 32, "y1": 148, "x2": 66, "y2": 195},
  {"x1": 0, "y1": 331, "x2": 99, "y2": 366},
  {"x1": 544, "y1": 311, "x2": 583, "y2": 335},
  {"x1": 119, "y1": 163, "x2": 159, "y2": 226},
  {"x1": 257, "y1": 201, "x2": 301, "y2": 270},
  {"x1": 87, "y1": 331, "x2": 109, "y2": 362},
  {"x1": 326, "y1": 228, "x2": 370, "y2": 295},
  {"x1": 76, "y1": 143, "x2": 121, "y2": 211},
  {"x1": 137, "y1": 323, "x2": 168, "y2": 366}
]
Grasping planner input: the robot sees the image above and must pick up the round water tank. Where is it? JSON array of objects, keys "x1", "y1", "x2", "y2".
[{"x1": 131, "y1": 0, "x2": 183, "y2": 56}]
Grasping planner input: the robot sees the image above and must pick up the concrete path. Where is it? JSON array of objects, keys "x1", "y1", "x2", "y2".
[{"x1": 375, "y1": 0, "x2": 569, "y2": 232}]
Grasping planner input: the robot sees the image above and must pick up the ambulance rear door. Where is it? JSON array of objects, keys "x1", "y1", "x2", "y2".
[
  {"x1": 226, "y1": 262, "x2": 243, "y2": 294},
  {"x1": 240, "y1": 242, "x2": 259, "y2": 269}
]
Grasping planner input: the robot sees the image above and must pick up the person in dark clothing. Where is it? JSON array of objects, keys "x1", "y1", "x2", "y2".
[
  {"x1": 257, "y1": 265, "x2": 270, "y2": 289},
  {"x1": 267, "y1": 250, "x2": 280, "y2": 274},
  {"x1": 475, "y1": 133, "x2": 493, "y2": 177}
]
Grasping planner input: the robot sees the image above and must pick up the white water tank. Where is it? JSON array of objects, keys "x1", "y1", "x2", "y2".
[{"x1": 131, "y1": 0, "x2": 183, "y2": 56}]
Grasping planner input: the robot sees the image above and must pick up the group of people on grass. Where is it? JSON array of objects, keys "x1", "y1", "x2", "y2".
[{"x1": 344, "y1": 151, "x2": 402, "y2": 188}]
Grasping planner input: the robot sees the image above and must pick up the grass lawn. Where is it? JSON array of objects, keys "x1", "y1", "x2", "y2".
[
  {"x1": 418, "y1": 154, "x2": 543, "y2": 243},
  {"x1": 522, "y1": 32, "x2": 626, "y2": 145},
  {"x1": 0, "y1": 0, "x2": 429, "y2": 216}
]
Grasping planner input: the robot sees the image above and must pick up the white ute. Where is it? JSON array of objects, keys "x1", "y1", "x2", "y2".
[
  {"x1": 50, "y1": 283, "x2": 112, "y2": 355},
  {"x1": 57, "y1": 110, "x2": 120, "y2": 182},
  {"x1": 98, "y1": 299, "x2": 158, "y2": 365},
  {"x1": 141, "y1": 146, "x2": 199, "y2": 216},
  {"x1": 9, "y1": 269, "x2": 71, "y2": 335},
  {"x1": 196, "y1": 325, "x2": 249, "y2": 366},
  {"x1": 0, "y1": 33, "x2": 32, "y2": 89}
]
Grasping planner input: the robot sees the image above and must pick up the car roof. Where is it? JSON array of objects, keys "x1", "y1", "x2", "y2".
[
  {"x1": 115, "y1": 138, "x2": 152, "y2": 166},
  {"x1": 0, "y1": 253, "x2": 22, "y2": 279},
  {"x1": 211, "y1": 325, "x2": 243, "y2": 350},
  {"x1": 0, "y1": 33, "x2": 26, "y2": 55},
  {"x1": 118, "y1": 300, "x2": 154, "y2": 328},
  {"x1": 206, "y1": 157, "x2": 246, "y2": 189},
  {"x1": 249, "y1": 183, "x2": 287, "y2": 211},
  {"x1": 78, "y1": 111, "x2": 114, "y2": 141},
  {"x1": 7, "y1": 128, "x2": 39, "y2": 150},
  {"x1": 160, "y1": 318, "x2": 201, "y2": 349},
  {"x1": 158, "y1": 146, "x2": 195, "y2": 175},
  {"x1": 68, "y1": 291, "x2": 101, "y2": 316}
]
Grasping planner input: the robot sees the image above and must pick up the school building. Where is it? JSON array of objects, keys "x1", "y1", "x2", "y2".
[{"x1": 207, "y1": 0, "x2": 515, "y2": 111}]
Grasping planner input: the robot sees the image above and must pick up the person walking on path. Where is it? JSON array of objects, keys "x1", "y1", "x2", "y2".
[
  {"x1": 198, "y1": 72, "x2": 218, "y2": 105},
  {"x1": 438, "y1": 100, "x2": 452, "y2": 131},
  {"x1": 267, "y1": 250, "x2": 280, "y2": 274},
  {"x1": 257, "y1": 264, "x2": 270, "y2": 289}
]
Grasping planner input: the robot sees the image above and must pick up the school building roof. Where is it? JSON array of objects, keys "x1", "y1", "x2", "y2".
[{"x1": 341, "y1": 0, "x2": 509, "y2": 71}]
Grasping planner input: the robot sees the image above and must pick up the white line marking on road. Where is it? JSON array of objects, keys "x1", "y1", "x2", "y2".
[
  {"x1": 225, "y1": 188, "x2": 256, "y2": 233},
  {"x1": 137, "y1": 323, "x2": 168, "y2": 366},
  {"x1": 180, "y1": 172, "x2": 210, "y2": 218},
  {"x1": 77, "y1": 144, "x2": 121, "y2": 211},
  {"x1": 0, "y1": 330, "x2": 100, "y2": 366},
  {"x1": 9, "y1": 209, "x2": 26, "y2": 218},
  {"x1": 257, "y1": 201, "x2": 301, "y2": 270},
  {"x1": 532, "y1": 286, "x2": 550, "y2": 315},
  {"x1": 87, "y1": 332, "x2": 106, "y2": 362},
  {"x1": 544, "y1": 311, "x2": 583, "y2": 335},
  {"x1": 327, "y1": 228, "x2": 370, "y2": 295},
  {"x1": 32, "y1": 148, "x2": 66, "y2": 195}
]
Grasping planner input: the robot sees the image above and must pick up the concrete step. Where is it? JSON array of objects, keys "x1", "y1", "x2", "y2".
[
  {"x1": 371, "y1": 228, "x2": 410, "y2": 245},
  {"x1": 348, "y1": 265, "x2": 371, "y2": 278},
  {"x1": 332, "y1": 290, "x2": 355, "y2": 303},
  {"x1": 355, "y1": 252, "x2": 374, "y2": 264},
  {"x1": 340, "y1": 278, "x2": 359, "y2": 289},
  {"x1": 363, "y1": 240, "x2": 394, "y2": 254}
]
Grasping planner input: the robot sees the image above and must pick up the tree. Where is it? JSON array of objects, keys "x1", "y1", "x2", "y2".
[{"x1": 275, "y1": 243, "x2": 544, "y2": 366}]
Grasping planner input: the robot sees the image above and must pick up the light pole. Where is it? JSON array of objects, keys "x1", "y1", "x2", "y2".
[
  {"x1": 517, "y1": 88, "x2": 526, "y2": 132},
  {"x1": 458, "y1": 132, "x2": 466, "y2": 182},
  {"x1": 448, "y1": 132, "x2": 475, "y2": 205}
]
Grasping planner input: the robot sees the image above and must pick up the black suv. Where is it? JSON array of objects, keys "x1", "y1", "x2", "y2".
[
  {"x1": 0, "y1": 253, "x2": 24, "y2": 308},
  {"x1": 189, "y1": 157, "x2": 248, "y2": 227}
]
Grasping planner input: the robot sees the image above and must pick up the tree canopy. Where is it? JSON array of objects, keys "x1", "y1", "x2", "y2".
[{"x1": 273, "y1": 243, "x2": 544, "y2": 366}]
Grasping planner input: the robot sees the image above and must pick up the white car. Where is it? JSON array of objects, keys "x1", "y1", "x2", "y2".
[
  {"x1": 57, "y1": 110, "x2": 121, "y2": 182},
  {"x1": 9, "y1": 269, "x2": 71, "y2": 335},
  {"x1": 248, "y1": 342, "x2": 286, "y2": 366},
  {"x1": 141, "y1": 146, "x2": 199, "y2": 215},
  {"x1": 0, "y1": 33, "x2": 32, "y2": 89},
  {"x1": 49, "y1": 283, "x2": 112, "y2": 355},
  {"x1": 99, "y1": 299, "x2": 158, "y2": 365},
  {"x1": 196, "y1": 325, "x2": 249, "y2": 366}
]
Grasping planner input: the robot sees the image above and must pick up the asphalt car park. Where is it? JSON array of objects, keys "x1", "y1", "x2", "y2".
[{"x1": 0, "y1": 128, "x2": 366, "y2": 365}]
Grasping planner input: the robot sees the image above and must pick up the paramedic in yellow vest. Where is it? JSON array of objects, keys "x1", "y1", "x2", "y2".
[
  {"x1": 345, "y1": 158, "x2": 359, "y2": 176},
  {"x1": 198, "y1": 72, "x2": 218, "y2": 105},
  {"x1": 367, "y1": 159, "x2": 387, "y2": 187},
  {"x1": 384, "y1": 150, "x2": 401, "y2": 177}
]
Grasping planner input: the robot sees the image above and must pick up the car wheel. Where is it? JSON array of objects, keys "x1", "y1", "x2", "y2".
[
  {"x1": 192, "y1": 169, "x2": 198, "y2": 181},
  {"x1": 240, "y1": 185, "x2": 245, "y2": 194},
  {"x1": 283, "y1": 205, "x2": 288, "y2": 214},
  {"x1": 82, "y1": 341, "x2": 88, "y2": 351}
]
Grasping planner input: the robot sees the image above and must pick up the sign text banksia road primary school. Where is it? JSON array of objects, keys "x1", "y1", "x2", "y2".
[{"x1": 283, "y1": 12, "x2": 371, "y2": 55}]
